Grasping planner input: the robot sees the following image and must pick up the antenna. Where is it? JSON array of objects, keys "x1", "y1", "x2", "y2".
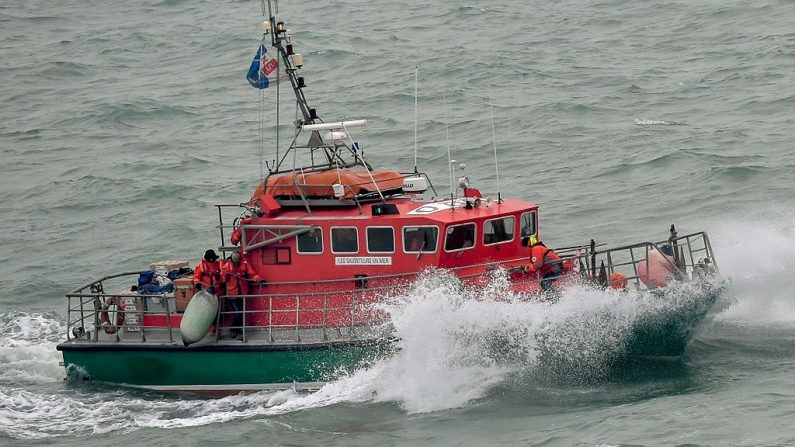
[
  {"x1": 413, "y1": 66, "x2": 419, "y2": 174},
  {"x1": 443, "y1": 81, "x2": 454, "y2": 208},
  {"x1": 489, "y1": 92, "x2": 502, "y2": 203}
]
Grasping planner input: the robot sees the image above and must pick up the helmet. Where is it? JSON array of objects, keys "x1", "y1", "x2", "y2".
[{"x1": 528, "y1": 234, "x2": 538, "y2": 246}]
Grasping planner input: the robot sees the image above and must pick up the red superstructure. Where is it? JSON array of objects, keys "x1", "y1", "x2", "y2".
[
  {"x1": 242, "y1": 190, "x2": 539, "y2": 284},
  {"x1": 212, "y1": 153, "x2": 551, "y2": 330}
]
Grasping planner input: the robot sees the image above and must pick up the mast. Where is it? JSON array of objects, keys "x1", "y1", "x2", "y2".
[
  {"x1": 265, "y1": 0, "x2": 316, "y2": 125},
  {"x1": 258, "y1": 1, "x2": 370, "y2": 179}
]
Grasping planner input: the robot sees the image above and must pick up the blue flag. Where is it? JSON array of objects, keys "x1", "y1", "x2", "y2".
[{"x1": 246, "y1": 44, "x2": 279, "y2": 89}]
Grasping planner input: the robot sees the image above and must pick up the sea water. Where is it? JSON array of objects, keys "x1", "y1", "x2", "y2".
[{"x1": 1, "y1": 0, "x2": 794, "y2": 445}]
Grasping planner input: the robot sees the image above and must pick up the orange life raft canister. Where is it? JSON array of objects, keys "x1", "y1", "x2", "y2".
[{"x1": 637, "y1": 249, "x2": 676, "y2": 288}]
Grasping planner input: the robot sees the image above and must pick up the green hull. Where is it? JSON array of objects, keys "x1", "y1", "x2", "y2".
[
  {"x1": 626, "y1": 284, "x2": 722, "y2": 358},
  {"x1": 58, "y1": 340, "x2": 391, "y2": 393},
  {"x1": 626, "y1": 314, "x2": 705, "y2": 358}
]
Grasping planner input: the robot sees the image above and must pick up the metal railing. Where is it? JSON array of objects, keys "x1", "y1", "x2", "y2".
[
  {"x1": 215, "y1": 172, "x2": 437, "y2": 252},
  {"x1": 575, "y1": 230, "x2": 718, "y2": 290},
  {"x1": 214, "y1": 171, "x2": 439, "y2": 243},
  {"x1": 64, "y1": 273, "x2": 404, "y2": 345},
  {"x1": 63, "y1": 229, "x2": 718, "y2": 344},
  {"x1": 62, "y1": 256, "x2": 537, "y2": 345},
  {"x1": 212, "y1": 286, "x2": 400, "y2": 344},
  {"x1": 66, "y1": 282, "x2": 179, "y2": 344}
]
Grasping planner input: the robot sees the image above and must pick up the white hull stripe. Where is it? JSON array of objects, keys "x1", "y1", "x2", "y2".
[{"x1": 133, "y1": 381, "x2": 327, "y2": 393}]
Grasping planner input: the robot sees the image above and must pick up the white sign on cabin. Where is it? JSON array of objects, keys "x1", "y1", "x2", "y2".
[
  {"x1": 335, "y1": 257, "x2": 392, "y2": 266},
  {"x1": 407, "y1": 198, "x2": 468, "y2": 215}
]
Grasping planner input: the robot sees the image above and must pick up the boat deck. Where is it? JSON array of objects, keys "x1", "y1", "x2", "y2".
[{"x1": 61, "y1": 324, "x2": 391, "y2": 349}]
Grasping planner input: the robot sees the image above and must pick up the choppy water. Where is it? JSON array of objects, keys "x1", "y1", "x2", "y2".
[{"x1": 2, "y1": 0, "x2": 795, "y2": 445}]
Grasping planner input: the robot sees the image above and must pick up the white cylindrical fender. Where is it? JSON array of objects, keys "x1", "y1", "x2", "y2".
[{"x1": 180, "y1": 290, "x2": 218, "y2": 346}]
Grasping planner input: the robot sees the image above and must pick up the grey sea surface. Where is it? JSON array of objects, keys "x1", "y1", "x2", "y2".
[{"x1": 2, "y1": 0, "x2": 795, "y2": 445}]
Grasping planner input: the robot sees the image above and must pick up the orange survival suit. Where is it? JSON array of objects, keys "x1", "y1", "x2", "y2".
[
  {"x1": 220, "y1": 254, "x2": 261, "y2": 338},
  {"x1": 527, "y1": 241, "x2": 564, "y2": 292},
  {"x1": 527, "y1": 242, "x2": 562, "y2": 276},
  {"x1": 221, "y1": 257, "x2": 261, "y2": 296},
  {"x1": 193, "y1": 250, "x2": 222, "y2": 292}
]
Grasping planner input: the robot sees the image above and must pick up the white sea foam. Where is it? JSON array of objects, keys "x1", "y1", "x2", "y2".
[
  {"x1": 350, "y1": 272, "x2": 720, "y2": 413},
  {"x1": 0, "y1": 312, "x2": 65, "y2": 384},
  {"x1": 634, "y1": 118, "x2": 682, "y2": 125},
  {"x1": 709, "y1": 215, "x2": 795, "y2": 323}
]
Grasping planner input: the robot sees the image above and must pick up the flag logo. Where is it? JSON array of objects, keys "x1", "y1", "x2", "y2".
[{"x1": 246, "y1": 44, "x2": 279, "y2": 89}]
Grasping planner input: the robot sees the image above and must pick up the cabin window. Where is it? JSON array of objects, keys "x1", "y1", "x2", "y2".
[
  {"x1": 296, "y1": 228, "x2": 323, "y2": 254},
  {"x1": 331, "y1": 227, "x2": 359, "y2": 254},
  {"x1": 403, "y1": 226, "x2": 439, "y2": 253},
  {"x1": 520, "y1": 211, "x2": 537, "y2": 239},
  {"x1": 483, "y1": 216, "x2": 515, "y2": 245},
  {"x1": 444, "y1": 222, "x2": 476, "y2": 252},
  {"x1": 366, "y1": 227, "x2": 395, "y2": 253}
]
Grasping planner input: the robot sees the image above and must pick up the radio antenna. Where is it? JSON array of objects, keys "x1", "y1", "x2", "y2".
[
  {"x1": 443, "y1": 79, "x2": 454, "y2": 208},
  {"x1": 413, "y1": 66, "x2": 419, "y2": 174},
  {"x1": 489, "y1": 91, "x2": 502, "y2": 203}
]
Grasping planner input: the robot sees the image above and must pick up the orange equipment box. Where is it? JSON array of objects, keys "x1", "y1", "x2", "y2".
[{"x1": 173, "y1": 277, "x2": 195, "y2": 312}]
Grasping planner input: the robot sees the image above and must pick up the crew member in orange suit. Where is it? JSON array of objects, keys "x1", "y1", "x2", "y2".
[
  {"x1": 524, "y1": 235, "x2": 564, "y2": 293},
  {"x1": 193, "y1": 249, "x2": 222, "y2": 294},
  {"x1": 221, "y1": 251, "x2": 261, "y2": 338}
]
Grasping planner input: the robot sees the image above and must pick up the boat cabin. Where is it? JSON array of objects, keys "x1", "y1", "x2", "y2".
[{"x1": 229, "y1": 195, "x2": 540, "y2": 289}]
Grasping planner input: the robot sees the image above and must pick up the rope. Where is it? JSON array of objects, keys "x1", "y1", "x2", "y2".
[{"x1": 259, "y1": 71, "x2": 265, "y2": 186}]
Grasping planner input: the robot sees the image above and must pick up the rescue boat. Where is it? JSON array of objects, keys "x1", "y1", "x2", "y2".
[{"x1": 56, "y1": 2, "x2": 722, "y2": 395}]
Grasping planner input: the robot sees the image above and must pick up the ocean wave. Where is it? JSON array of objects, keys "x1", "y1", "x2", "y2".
[
  {"x1": 702, "y1": 165, "x2": 767, "y2": 182},
  {"x1": 35, "y1": 60, "x2": 93, "y2": 79},
  {"x1": 0, "y1": 312, "x2": 65, "y2": 385},
  {"x1": 710, "y1": 214, "x2": 795, "y2": 323},
  {"x1": 52, "y1": 100, "x2": 199, "y2": 129}
]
